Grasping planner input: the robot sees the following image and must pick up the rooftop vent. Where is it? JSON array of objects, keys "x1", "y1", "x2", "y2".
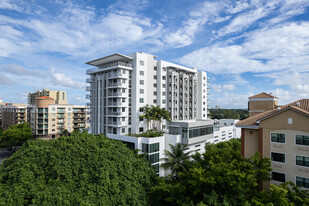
[{"x1": 296, "y1": 102, "x2": 300, "y2": 107}]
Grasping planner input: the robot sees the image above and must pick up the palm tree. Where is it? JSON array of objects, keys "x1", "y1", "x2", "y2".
[
  {"x1": 160, "y1": 143, "x2": 190, "y2": 179},
  {"x1": 139, "y1": 105, "x2": 152, "y2": 131}
]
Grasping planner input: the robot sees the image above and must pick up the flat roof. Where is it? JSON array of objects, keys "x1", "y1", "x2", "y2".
[{"x1": 86, "y1": 53, "x2": 133, "y2": 66}]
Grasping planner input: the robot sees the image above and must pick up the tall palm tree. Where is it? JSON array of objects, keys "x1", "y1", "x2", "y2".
[
  {"x1": 139, "y1": 105, "x2": 152, "y2": 131},
  {"x1": 160, "y1": 143, "x2": 190, "y2": 179}
]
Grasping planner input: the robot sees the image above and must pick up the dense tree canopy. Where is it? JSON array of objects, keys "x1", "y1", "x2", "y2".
[
  {"x1": 0, "y1": 133, "x2": 156, "y2": 205},
  {"x1": 210, "y1": 109, "x2": 249, "y2": 120},
  {"x1": 0, "y1": 122, "x2": 34, "y2": 148}
]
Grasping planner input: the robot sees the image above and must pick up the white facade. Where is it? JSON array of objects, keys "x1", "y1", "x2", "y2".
[
  {"x1": 86, "y1": 52, "x2": 209, "y2": 136},
  {"x1": 207, "y1": 119, "x2": 241, "y2": 144}
]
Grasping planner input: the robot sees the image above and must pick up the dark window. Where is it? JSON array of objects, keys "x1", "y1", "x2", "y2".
[
  {"x1": 147, "y1": 153, "x2": 159, "y2": 164},
  {"x1": 296, "y1": 176, "x2": 309, "y2": 188},
  {"x1": 142, "y1": 143, "x2": 148, "y2": 153},
  {"x1": 149, "y1": 143, "x2": 159, "y2": 153},
  {"x1": 122, "y1": 141, "x2": 135, "y2": 150},
  {"x1": 139, "y1": 127, "x2": 144, "y2": 132},
  {"x1": 296, "y1": 156, "x2": 309, "y2": 167},
  {"x1": 296, "y1": 135, "x2": 309, "y2": 146},
  {"x1": 272, "y1": 172, "x2": 285, "y2": 182},
  {"x1": 139, "y1": 107, "x2": 143, "y2": 112},
  {"x1": 271, "y1": 152, "x2": 285, "y2": 163},
  {"x1": 139, "y1": 117, "x2": 143, "y2": 121},
  {"x1": 271, "y1": 133, "x2": 285, "y2": 143},
  {"x1": 153, "y1": 164, "x2": 159, "y2": 173}
]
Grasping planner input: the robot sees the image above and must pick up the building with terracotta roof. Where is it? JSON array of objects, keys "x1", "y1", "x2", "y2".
[
  {"x1": 28, "y1": 89, "x2": 67, "y2": 105},
  {"x1": 248, "y1": 92, "x2": 278, "y2": 117},
  {"x1": 237, "y1": 94, "x2": 309, "y2": 190},
  {"x1": 31, "y1": 96, "x2": 90, "y2": 139}
]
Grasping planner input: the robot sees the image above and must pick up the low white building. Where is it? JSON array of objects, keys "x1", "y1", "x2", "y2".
[
  {"x1": 108, "y1": 119, "x2": 214, "y2": 176},
  {"x1": 207, "y1": 119, "x2": 241, "y2": 144}
]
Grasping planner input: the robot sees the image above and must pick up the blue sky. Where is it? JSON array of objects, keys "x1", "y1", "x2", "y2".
[{"x1": 0, "y1": 0, "x2": 308, "y2": 108}]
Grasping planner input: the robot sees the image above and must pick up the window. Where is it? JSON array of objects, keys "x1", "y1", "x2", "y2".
[
  {"x1": 122, "y1": 69, "x2": 126, "y2": 74},
  {"x1": 154, "y1": 83, "x2": 157, "y2": 87},
  {"x1": 154, "y1": 66, "x2": 157, "y2": 71},
  {"x1": 68, "y1": 123, "x2": 71, "y2": 126},
  {"x1": 296, "y1": 135, "x2": 309, "y2": 146},
  {"x1": 52, "y1": 129, "x2": 55, "y2": 132},
  {"x1": 296, "y1": 156, "x2": 309, "y2": 167},
  {"x1": 162, "y1": 67, "x2": 166, "y2": 71},
  {"x1": 52, "y1": 124, "x2": 55, "y2": 127},
  {"x1": 271, "y1": 133, "x2": 285, "y2": 143},
  {"x1": 154, "y1": 75, "x2": 157, "y2": 79},
  {"x1": 140, "y1": 80, "x2": 144, "y2": 85},
  {"x1": 153, "y1": 164, "x2": 159, "y2": 173},
  {"x1": 162, "y1": 92, "x2": 166, "y2": 96},
  {"x1": 68, "y1": 117, "x2": 71, "y2": 121},
  {"x1": 122, "y1": 98, "x2": 125, "y2": 102},
  {"x1": 122, "y1": 141, "x2": 135, "y2": 150},
  {"x1": 154, "y1": 91, "x2": 157, "y2": 95},
  {"x1": 163, "y1": 84, "x2": 166, "y2": 88},
  {"x1": 122, "y1": 128, "x2": 125, "y2": 133},
  {"x1": 162, "y1": 100, "x2": 166, "y2": 104},
  {"x1": 140, "y1": 70, "x2": 144, "y2": 76},
  {"x1": 296, "y1": 176, "x2": 309, "y2": 188},
  {"x1": 153, "y1": 99, "x2": 157, "y2": 104},
  {"x1": 122, "y1": 117, "x2": 125, "y2": 121},
  {"x1": 139, "y1": 107, "x2": 143, "y2": 112},
  {"x1": 148, "y1": 153, "x2": 159, "y2": 164},
  {"x1": 140, "y1": 60, "x2": 144, "y2": 65},
  {"x1": 52, "y1": 113, "x2": 55, "y2": 116},
  {"x1": 162, "y1": 76, "x2": 166, "y2": 80},
  {"x1": 271, "y1": 152, "x2": 285, "y2": 163},
  {"x1": 68, "y1": 113, "x2": 71, "y2": 116},
  {"x1": 140, "y1": 89, "x2": 144, "y2": 94},
  {"x1": 139, "y1": 98, "x2": 144, "y2": 103},
  {"x1": 139, "y1": 127, "x2": 144, "y2": 132},
  {"x1": 52, "y1": 108, "x2": 55, "y2": 111},
  {"x1": 52, "y1": 119, "x2": 55, "y2": 121},
  {"x1": 272, "y1": 172, "x2": 285, "y2": 182},
  {"x1": 122, "y1": 108, "x2": 125, "y2": 112},
  {"x1": 68, "y1": 108, "x2": 71, "y2": 111}
]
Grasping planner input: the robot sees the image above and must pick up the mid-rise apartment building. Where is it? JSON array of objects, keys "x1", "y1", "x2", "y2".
[
  {"x1": 31, "y1": 96, "x2": 89, "y2": 139},
  {"x1": 28, "y1": 89, "x2": 67, "y2": 105},
  {"x1": 1, "y1": 103, "x2": 32, "y2": 130},
  {"x1": 237, "y1": 93, "x2": 309, "y2": 190},
  {"x1": 86, "y1": 52, "x2": 211, "y2": 176},
  {"x1": 86, "y1": 52, "x2": 209, "y2": 135}
]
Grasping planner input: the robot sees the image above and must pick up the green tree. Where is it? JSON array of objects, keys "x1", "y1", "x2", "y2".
[
  {"x1": 140, "y1": 105, "x2": 171, "y2": 132},
  {"x1": 62, "y1": 129, "x2": 69, "y2": 137},
  {"x1": 0, "y1": 122, "x2": 34, "y2": 148},
  {"x1": 151, "y1": 139, "x2": 272, "y2": 206},
  {"x1": 139, "y1": 105, "x2": 153, "y2": 130},
  {"x1": 160, "y1": 143, "x2": 190, "y2": 179},
  {"x1": 0, "y1": 133, "x2": 156, "y2": 205}
]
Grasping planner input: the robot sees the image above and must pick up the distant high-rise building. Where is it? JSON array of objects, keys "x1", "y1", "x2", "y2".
[
  {"x1": 1, "y1": 103, "x2": 32, "y2": 130},
  {"x1": 86, "y1": 52, "x2": 209, "y2": 135},
  {"x1": 28, "y1": 89, "x2": 67, "y2": 105}
]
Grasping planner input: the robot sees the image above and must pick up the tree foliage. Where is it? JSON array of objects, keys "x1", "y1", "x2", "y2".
[
  {"x1": 151, "y1": 139, "x2": 272, "y2": 206},
  {"x1": 0, "y1": 122, "x2": 34, "y2": 148},
  {"x1": 139, "y1": 105, "x2": 171, "y2": 131},
  {"x1": 210, "y1": 109, "x2": 249, "y2": 120},
  {"x1": 0, "y1": 133, "x2": 156, "y2": 205}
]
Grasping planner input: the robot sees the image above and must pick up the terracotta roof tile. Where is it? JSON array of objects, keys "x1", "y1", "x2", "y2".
[
  {"x1": 249, "y1": 92, "x2": 278, "y2": 99},
  {"x1": 37, "y1": 96, "x2": 54, "y2": 100},
  {"x1": 237, "y1": 99, "x2": 309, "y2": 127}
]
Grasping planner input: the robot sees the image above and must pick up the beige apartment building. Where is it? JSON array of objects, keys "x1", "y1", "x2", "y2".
[
  {"x1": 1, "y1": 103, "x2": 33, "y2": 130},
  {"x1": 248, "y1": 92, "x2": 279, "y2": 117},
  {"x1": 28, "y1": 89, "x2": 67, "y2": 105},
  {"x1": 33, "y1": 96, "x2": 89, "y2": 139},
  {"x1": 237, "y1": 93, "x2": 309, "y2": 190}
]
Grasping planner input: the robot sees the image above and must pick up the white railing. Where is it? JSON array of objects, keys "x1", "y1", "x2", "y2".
[
  {"x1": 107, "y1": 82, "x2": 124, "y2": 87},
  {"x1": 100, "y1": 62, "x2": 132, "y2": 69}
]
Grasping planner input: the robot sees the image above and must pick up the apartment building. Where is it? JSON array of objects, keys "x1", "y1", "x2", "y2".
[
  {"x1": 86, "y1": 52, "x2": 211, "y2": 176},
  {"x1": 28, "y1": 89, "x2": 67, "y2": 105},
  {"x1": 32, "y1": 96, "x2": 89, "y2": 139},
  {"x1": 1, "y1": 103, "x2": 33, "y2": 130},
  {"x1": 248, "y1": 92, "x2": 278, "y2": 117},
  {"x1": 207, "y1": 119, "x2": 241, "y2": 144},
  {"x1": 86, "y1": 52, "x2": 209, "y2": 135},
  {"x1": 237, "y1": 93, "x2": 309, "y2": 190}
]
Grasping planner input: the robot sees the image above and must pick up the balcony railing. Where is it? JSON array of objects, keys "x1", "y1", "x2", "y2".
[
  {"x1": 107, "y1": 121, "x2": 126, "y2": 126},
  {"x1": 57, "y1": 115, "x2": 65, "y2": 118},
  {"x1": 85, "y1": 86, "x2": 92, "y2": 91},
  {"x1": 74, "y1": 115, "x2": 85, "y2": 118},
  {"x1": 85, "y1": 94, "x2": 92, "y2": 99},
  {"x1": 73, "y1": 119, "x2": 86, "y2": 123},
  {"x1": 108, "y1": 72, "x2": 125, "y2": 78},
  {"x1": 107, "y1": 111, "x2": 124, "y2": 116},
  {"x1": 107, "y1": 102, "x2": 126, "y2": 106},
  {"x1": 107, "y1": 82, "x2": 125, "y2": 87},
  {"x1": 86, "y1": 78, "x2": 92, "y2": 83},
  {"x1": 107, "y1": 92, "x2": 126, "y2": 97}
]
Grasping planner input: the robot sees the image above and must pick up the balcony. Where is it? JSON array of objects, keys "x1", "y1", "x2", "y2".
[
  {"x1": 57, "y1": 120, "x2": 65, "y2": 124},
  {"x1": 73, "y1": 109, "x2": 85, "y2": 113},
  {"x1": 85, "y1": 94, "x2": 92, "y2": 99},
  {"x1": 107, "y1": 102, "x2": 126, "y2": 107},
  {"x1": 57, "y1": 110, "x2": 65, "y2": 114},
  {"x1": 86, "y1": 78, "x2": 92, "y2": 83},
  {"x1": 85, "y1": 86, "x2": 92, "y2": 91},
  {"x1": 86, "y1": 102, "x2": 91, "y2": 106},
  {"x1": 57, "y1": 126, "x2": 64, "y2": 129},
  {"x1": 73, "y1": 119, "x2": 86, "y2": 123},
  {"x1": 107, "y1": 111, "x2": 125, "y2": 116},
  {"x1": 57, "y1": 115, "x2": 65, "y2": 119},
  {"x1": 107, "y1": 82, "x2": 125, "y2": 88},
  {"x1": 74, "y1": 114, "x2": 85, "y2": 118},
  {"x1": 86, "y1": 68, "x2": 98, "y2": 75},
  {"x1": 107, "y1": 121, "x2": 126, "y2": 126},
  {"x1": 107, "y1": 92, "x2": 126, "y2": 97},
  {"x1": 107, "y1": 72, "x2": 126, "y2": 79}
]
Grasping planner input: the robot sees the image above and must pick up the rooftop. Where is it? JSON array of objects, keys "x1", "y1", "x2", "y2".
[
  {"x1": 37, "y1": 96, "x2": 54, "y2": 100},
  {"x1": 237, "y1": 99, "x2": 309, "y2": 127},
  {"x1": 86, "y1": 53, "x2": 133, "y2": 66},
  {"x1": 249, "y1": 92, "x2": 278, "y2": 99}
]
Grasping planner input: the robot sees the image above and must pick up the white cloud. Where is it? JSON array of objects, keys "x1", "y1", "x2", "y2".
[
  {"x1": 0, "y1": 0, "x2": 21, "y2": 11},
  {"x1": 0, "y1": 73, "x2": 13, "y2": 85},
  {"x1": 211, "y1": 84, "x2": 235, "y2": 92}
]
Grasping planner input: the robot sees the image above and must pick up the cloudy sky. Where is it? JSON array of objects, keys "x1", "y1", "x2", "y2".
[{"x1": 0, "y1": 0, "x2": 308, "y2": 108}]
